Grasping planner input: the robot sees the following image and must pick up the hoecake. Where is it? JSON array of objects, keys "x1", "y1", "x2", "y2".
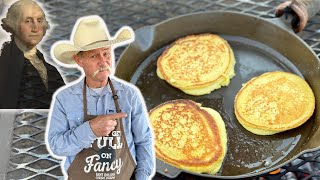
[
  {"x1": 235, "y1": 71, "x2": 315, "y2": 135},
  {"x1": 149, "y1": 99, "x2": 227, "y2": 174},
  {"x1": 157, "y1": 34, "x2": 235, "y2": 96}
]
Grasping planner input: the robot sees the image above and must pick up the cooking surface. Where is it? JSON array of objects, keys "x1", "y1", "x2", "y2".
[
  {"x1": 0, "y1": 0, "x2": 319, "y2": 179},
  {"x1": 130, "y1": 34, "x2": 316, "y2": 177}
]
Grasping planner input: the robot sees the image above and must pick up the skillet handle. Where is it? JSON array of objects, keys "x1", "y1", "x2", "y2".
[{"x1": 156, "y1": 159, "x2": 182, "y2": 178}]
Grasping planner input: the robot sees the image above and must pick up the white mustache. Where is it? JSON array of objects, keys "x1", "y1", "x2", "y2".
[{"x1": 91, "y1": 66, "x2": 111, "y2": 77}]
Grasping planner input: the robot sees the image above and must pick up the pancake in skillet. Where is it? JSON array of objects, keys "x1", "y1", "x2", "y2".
[
  {"x1": 235, "y1": 71, "x2": 315, "y2": 135},
  {"x1": 149, "y1": 99, "x2": 227, "y2": 174},
  {"x1": 157, "y1": 34, "x2": 235, "y2": 96}
]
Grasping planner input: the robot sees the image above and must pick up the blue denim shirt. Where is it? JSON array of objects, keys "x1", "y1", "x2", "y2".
[{"x1": 47, "y1": 76, "x2": 155, "y2": 180}]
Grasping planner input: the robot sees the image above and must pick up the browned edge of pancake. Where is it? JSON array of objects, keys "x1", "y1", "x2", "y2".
[{"x1": 149, "y1": 99, "x2": 224, "y2": 168}]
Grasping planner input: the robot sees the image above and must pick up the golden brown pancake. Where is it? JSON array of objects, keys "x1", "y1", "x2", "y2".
[
  {"x1": 149, "y1": 99, "x2": 227, "y2": 174},
  {"x1": 157, "y1": 34, "x2": 235, "y2": 96},
  {"x1": 235, "y1": 71, "x2": 315, "y2": 135}
]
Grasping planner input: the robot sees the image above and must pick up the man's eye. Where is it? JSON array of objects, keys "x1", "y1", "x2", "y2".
[
  {"x1": 25, "y1": 20, "x2": 31, "y2": 23},
  {"x1": 90, "y1": 55, "x2": 96, "y2": 59},
  {"x1": 38, "y1": 19, "x2": 42, "y2": 23}
]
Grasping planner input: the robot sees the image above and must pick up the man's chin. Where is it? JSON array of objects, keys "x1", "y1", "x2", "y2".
[{"x1": 25, "y1": 40, "x2": 41, "y2": 47}]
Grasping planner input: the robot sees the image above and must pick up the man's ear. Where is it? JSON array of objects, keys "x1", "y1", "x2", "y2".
[{"x1": 73, "y1": 54, "x2": 83, "y2": 67}]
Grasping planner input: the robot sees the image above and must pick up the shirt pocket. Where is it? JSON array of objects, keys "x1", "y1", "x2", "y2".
[{"x1": 66, "y1": 112, "x2": 83, "y2": 128}]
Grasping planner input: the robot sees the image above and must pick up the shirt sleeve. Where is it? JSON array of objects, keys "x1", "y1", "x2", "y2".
[
  {"x1": 130, "y1": 89, "x2": 155, "y2": 180},
  {"x1": 47, "y1": 95, "x2": 97, "y2": 156}
]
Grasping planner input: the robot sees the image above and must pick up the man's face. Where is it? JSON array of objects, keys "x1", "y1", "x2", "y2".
[
  {"x1": 16, "y1": 4, "x2": 45, "y2": 47},
  {"x1": 75, "y1": 47, "x2": 112, "y2": 86}
]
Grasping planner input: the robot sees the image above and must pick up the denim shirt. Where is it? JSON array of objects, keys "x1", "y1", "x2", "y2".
[{"x1": 47, "y1": 76, "x2": 155, "y2": 180}]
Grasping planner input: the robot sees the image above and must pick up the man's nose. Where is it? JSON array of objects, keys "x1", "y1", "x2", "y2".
[
  {"x1": 97, "y1": 52, "x2": 111, "y2": 66},
  {"x1": 31, "y1": 22, "x2": 39, "y2": 32}
]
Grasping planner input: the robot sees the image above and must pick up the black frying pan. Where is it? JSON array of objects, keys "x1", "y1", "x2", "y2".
[{"x1": 115, "y1": 11, "x2": 320, "y2": 179}]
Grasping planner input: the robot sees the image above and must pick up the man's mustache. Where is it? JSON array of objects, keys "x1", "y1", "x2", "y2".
[{"x1": 91, "y1": 66, "x2": 111, "y2": 77}]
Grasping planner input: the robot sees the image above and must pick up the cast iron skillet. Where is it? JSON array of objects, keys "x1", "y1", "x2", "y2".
[{"x1": 115, "y1": 11, "x2": 320, "y2": 179}]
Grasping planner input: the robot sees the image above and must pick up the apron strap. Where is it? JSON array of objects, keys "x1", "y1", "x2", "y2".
[
  {"x1": 83, "y1": 79, "x2": 88, "y2": 122},
  {"x1": 108, "y1": 78, "x2": 121, "y2": 113}
]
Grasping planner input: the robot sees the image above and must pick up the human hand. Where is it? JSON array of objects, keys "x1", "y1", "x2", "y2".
[
  {"x1": 275, "y1": 0, "x2": 309, "y2": 33},
  {"x1": 89, "y1": 113, "x2": 127, "y2": 137}
]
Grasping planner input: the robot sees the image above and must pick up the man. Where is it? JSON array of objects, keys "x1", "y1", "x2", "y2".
[
  {"x1": 0, "y1": 0, "x2": 65, "y2": 108},
  {"x1": 47, "y1": 15, "x2": 154, "y2": 180},
  {"x1": 275, "y1": 0, "x2": 320, "y2": 33}
]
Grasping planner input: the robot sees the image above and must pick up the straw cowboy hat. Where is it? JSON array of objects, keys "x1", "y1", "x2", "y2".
[{"x1": 52, "y1": 15, "x2": 134, "y2": 65}]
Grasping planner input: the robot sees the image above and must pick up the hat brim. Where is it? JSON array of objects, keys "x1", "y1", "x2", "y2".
[{"x1": 53, "y1": 37, "x2": 131, "y2": 65}]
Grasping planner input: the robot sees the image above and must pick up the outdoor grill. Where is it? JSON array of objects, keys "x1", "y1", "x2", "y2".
[{"x1": 0, "y1": 0, "x2": 319, "y2": 179}]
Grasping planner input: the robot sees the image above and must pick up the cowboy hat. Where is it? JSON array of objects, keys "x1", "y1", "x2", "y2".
[{"x1": 51, "y1": 15, "x2": 134, "y2": 65}]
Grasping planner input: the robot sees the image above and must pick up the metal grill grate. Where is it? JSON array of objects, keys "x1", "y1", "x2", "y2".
[
  {"x1": 1, "y1": 0, "x2": 319, "y2": 179},
  {"x1": 6, "y1": 111, "x2": 63, "y2": 180}
]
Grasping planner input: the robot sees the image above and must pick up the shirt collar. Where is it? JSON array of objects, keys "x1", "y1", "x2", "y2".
[{"x1": 71, "y1": 76, "x2": 124, "y2": 95}]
